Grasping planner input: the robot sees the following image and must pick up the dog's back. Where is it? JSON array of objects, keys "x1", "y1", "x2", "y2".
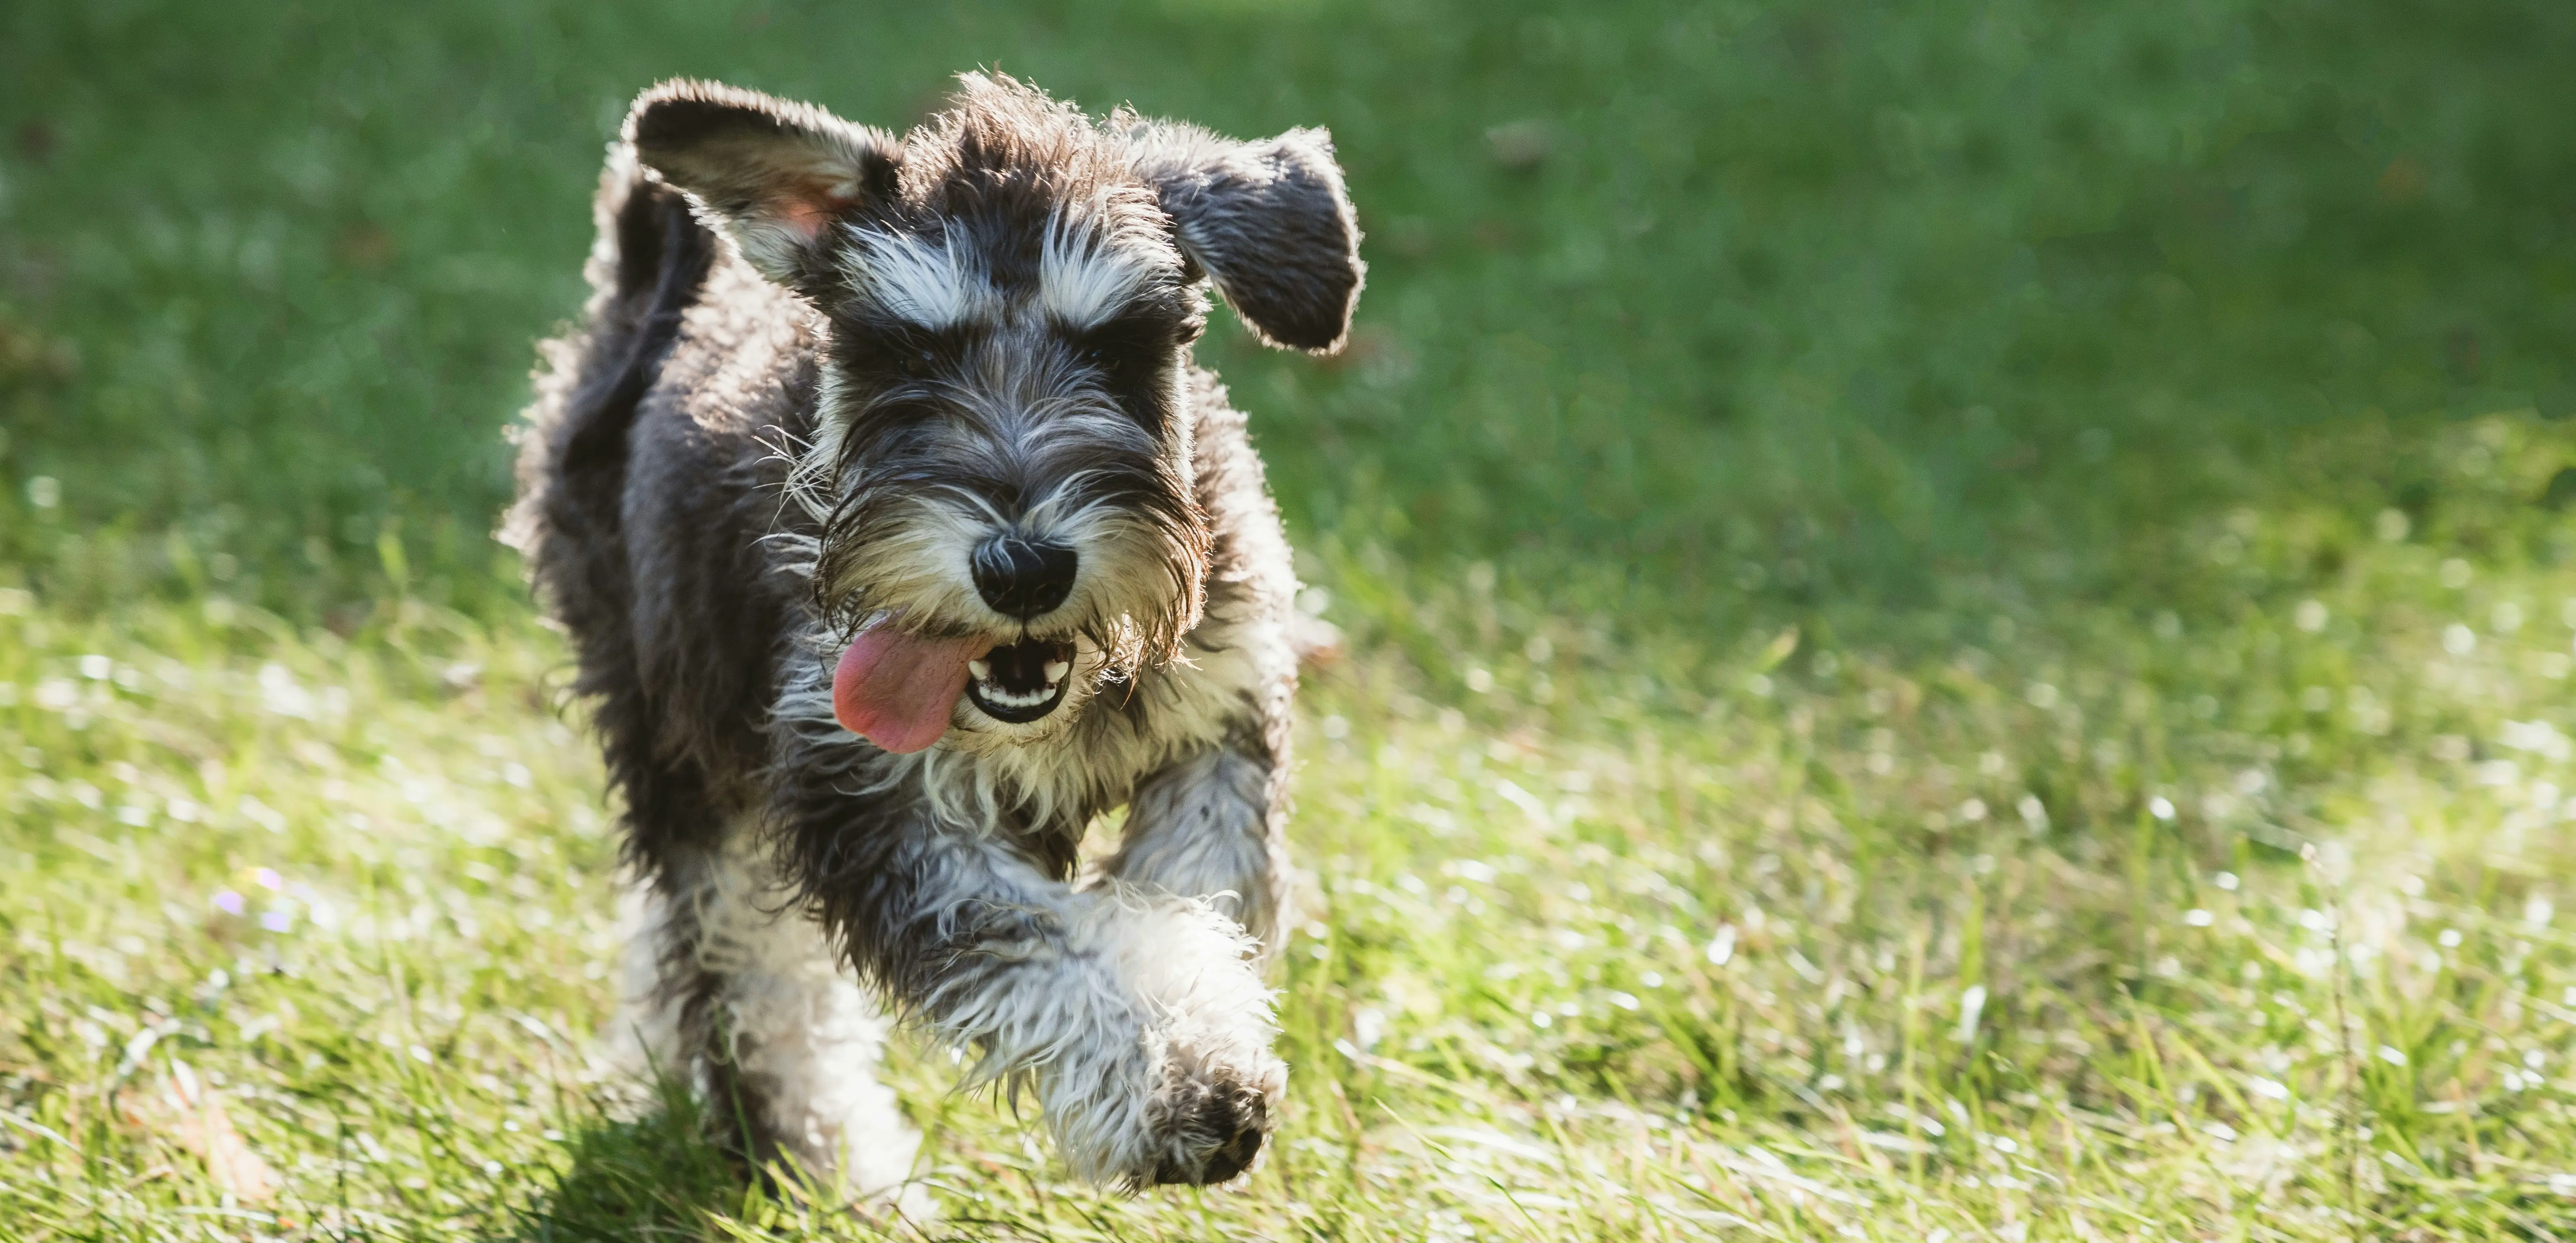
[{"x1": 509, "y1": 154, "x2": 814, "y2": 864}]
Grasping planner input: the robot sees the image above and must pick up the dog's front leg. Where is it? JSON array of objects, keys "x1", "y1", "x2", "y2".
[
  {"x1": 831, "y1": 812, "x2": 1282, "y2": 1186},
  {"x1": 1103, "y1": 749, "x2": 1288, "y2": 951}
]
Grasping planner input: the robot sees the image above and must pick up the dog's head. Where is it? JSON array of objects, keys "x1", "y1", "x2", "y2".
[{"x1": 626, "y1": 75, "x2": 1360, "y2": 752}]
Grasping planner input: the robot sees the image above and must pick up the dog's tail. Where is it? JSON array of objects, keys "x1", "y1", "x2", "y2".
[
  {"x1": 507, "y1": 147, "x2": 715, "y2": 561},
  {"x1": 555, "y1": 147, "x2": 718, "y2": 479}
]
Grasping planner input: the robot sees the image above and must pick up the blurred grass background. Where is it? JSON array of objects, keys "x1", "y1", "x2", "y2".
[
  {"x1": 7, "y1": 0, "x2": 2570, "y2": 631},
  {"x1": 6, "y1": 1, "x2": 2576, "y2": 1239}
]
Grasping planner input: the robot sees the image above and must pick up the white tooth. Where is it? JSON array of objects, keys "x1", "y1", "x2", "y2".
[
  {"x1": 1043, "y1": 660, "x2": 1069, "y2": 682},
  {"x1": 968, "y1": 659, "x2": 990, "y2": 680}
]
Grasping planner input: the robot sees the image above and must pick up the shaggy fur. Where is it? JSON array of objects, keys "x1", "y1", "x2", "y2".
[{"x1": 505, "y1": 73, "x2": 1361, "y2": 1197}]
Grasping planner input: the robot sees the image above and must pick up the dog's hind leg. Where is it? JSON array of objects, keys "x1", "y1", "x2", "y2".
[
  {"x1": 601, "y1": 873, "x2": 691, "y2": 1103},
  {"x1": 612, "y1": 834, "x2": 925, "y2": 1209}
]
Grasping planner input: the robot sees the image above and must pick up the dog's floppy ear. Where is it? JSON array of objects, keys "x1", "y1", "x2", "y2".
[
  {"x1": 1128, "y1": 122, "x2": 1366, "y2": 354},
  {"x1": 623, "y1": 80, "x2": 901, "y2": 294}
]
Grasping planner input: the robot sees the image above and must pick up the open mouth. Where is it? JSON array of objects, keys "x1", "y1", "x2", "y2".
[{"x1": 965, "y1": 637, "x2": 1074, "y2": 724}]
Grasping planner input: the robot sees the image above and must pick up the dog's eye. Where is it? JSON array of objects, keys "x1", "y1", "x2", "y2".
[{"x1": 890, "y1": 345, "x2": 936, "y2": 378}]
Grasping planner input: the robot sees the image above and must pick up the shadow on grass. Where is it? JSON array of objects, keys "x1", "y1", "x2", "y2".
[
  {"x1": 493, "y1": 1077, "x2": 946, "y2": 1243},
  {"x1": 500, "y1": 1085, "x2": 748, "y2": 1243}
]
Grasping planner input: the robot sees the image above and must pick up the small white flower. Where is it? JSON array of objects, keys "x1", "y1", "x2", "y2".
[{"x1": 1956, "y1": 984, "x2": 1987, "y2": 1043}]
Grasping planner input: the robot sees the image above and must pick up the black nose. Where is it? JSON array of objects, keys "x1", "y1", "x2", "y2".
[{"x1": 971, "y1": 537, "x2": 1078, "y2": 619}]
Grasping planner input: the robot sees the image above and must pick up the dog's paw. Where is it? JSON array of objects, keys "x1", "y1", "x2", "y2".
[
  {"x1": 1033, "y1": 890, "x2": 1284, "y2": 1187},
  {"x1": 1040, "y1": 1024, "x2": 1285, "y2": 1188},
  {"x1": 1143, "y1": 1039, "x2": 1285, "y2": 1185}
]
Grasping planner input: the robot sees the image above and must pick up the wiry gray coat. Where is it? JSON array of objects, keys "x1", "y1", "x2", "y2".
[{"x1": 506, "y1": 75, "x2": 1361, "y2": 1195}]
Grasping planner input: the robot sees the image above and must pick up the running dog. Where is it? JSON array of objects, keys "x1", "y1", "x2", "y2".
[{"x1": 505, "y1": 73, "x2": 1361, "y2": 1196}]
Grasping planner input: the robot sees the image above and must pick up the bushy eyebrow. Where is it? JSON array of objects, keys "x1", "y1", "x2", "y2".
[
  {"x1": 1035, "y1": 204, "x2": 1179, "y2": 334},
  {"x1": 836, "y1": 228, "x2": 992, "y2": 329}
]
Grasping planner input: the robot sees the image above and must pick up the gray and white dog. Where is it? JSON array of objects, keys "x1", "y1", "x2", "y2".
[{"x1": 505, "y1": 74, "x2": 1361, "y2": 1195}]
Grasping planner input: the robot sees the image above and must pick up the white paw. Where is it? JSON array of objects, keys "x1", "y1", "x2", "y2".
[{"x1": 1037, "y1": 891, "x2": 1286, "y2": 1186}]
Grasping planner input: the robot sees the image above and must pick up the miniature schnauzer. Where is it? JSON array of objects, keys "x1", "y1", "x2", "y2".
[{"x1": 505, "y1": 74, "x2": 1361, "y2": 1197}]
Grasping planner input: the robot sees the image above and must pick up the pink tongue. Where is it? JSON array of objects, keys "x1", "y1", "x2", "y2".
[{"x1": 832, "y1": 628, "x2": 990, "y2": 754}]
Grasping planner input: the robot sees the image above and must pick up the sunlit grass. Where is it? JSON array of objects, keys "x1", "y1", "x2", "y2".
[{"x1": 10, "y1": 410, "x2": 2576, "y2": 1238}]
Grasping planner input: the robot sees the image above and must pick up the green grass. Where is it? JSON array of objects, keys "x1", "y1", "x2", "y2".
[{"x1": 7, "y1": 0, "x2": 2576, "y2": 1238}]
